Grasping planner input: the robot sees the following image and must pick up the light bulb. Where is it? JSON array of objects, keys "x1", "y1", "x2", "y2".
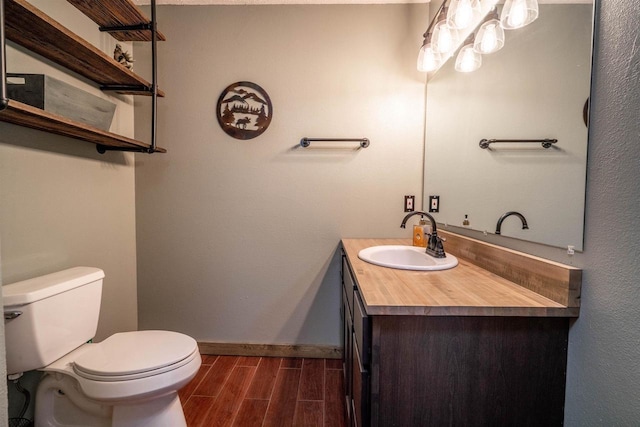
[
  {"x1": 473, "y1": 19, "x2": 505, "y2": 54},
  {"x1": 447, "y1": 0, "x2": 478, "y2": 30},
  {"x1": 481, "y1": 27, "x2": 497, "y2": 52},
  {"x1": 501, "y1": 0, "x2": 539, "y2": 30},
  {"x1": 508, "y1": 0, "x2": 527, "y2": 27},
  {"x1": 433, "y1": 21, "x2": 458, "y2": 55},
  {"x1": 455, "y1": 44, "x2": 482, "y2": 73},
  {"x1": 417, "y1": 42, "x2": 442, "y2": 72}
]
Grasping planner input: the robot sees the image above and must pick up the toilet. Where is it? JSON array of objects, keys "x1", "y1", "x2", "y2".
[{"x1": 3, "y1": 267, "x2": 201, "y2": 427}]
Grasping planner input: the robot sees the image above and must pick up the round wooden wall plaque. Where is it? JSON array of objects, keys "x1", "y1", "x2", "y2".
[{"x1": 216, "y1": 82, "x2": 273, "y2": 140}]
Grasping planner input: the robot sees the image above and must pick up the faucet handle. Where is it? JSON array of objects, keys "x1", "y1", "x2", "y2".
[{"x1": 427, "y1": 232, "x2": 445, "y2": 242}]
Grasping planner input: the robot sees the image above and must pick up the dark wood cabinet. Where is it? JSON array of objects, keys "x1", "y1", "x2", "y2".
[{"x1": 341, "y1": 248, "x2": 570, "y2": 426}]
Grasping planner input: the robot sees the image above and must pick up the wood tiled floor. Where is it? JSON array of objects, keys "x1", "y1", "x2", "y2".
[{"x1": 180, "y1": 355, "x2": 347, "y2": 427}]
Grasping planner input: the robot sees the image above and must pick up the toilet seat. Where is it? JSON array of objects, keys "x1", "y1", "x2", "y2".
[
  {"x1": 43, "y1": 330, "x2": 202, "y2": 402},
  {"x1": 73, "y1": 330, "x2": 199, "y2": 382}
]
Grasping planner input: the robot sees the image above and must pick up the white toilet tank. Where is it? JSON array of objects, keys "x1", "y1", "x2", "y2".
[{"x1": 3, "y1": 267, "x2": 104, "y2": 375}]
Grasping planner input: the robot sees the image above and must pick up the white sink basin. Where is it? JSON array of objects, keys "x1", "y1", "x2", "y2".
[{"x1": 358, "y1": 245, "x2": 458, "y2": 271}]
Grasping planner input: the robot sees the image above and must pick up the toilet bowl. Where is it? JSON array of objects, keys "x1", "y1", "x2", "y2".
[{"x1": 3, "y1": 267, "x2": 201, "y2": 427}]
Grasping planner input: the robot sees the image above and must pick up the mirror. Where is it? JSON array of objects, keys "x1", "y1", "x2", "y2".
[{"x1": 423, "y1": 2, "x2": 594, "y2": 250}]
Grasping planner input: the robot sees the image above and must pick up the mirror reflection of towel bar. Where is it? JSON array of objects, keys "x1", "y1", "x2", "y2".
[
  {"x1": 300, "y1": 138, "x2": 370, "y2": 149},
  {"x1": 479, "y1": 138, "x2": 558, "y2": 149}
]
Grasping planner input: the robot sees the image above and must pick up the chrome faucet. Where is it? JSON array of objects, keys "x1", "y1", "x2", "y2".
[
  {"x1": 495, "y1": 211, "x2": 529, "y2": 235},
  {"x1": 400, "y1": 211, "x2": 446, "y2": 258}
]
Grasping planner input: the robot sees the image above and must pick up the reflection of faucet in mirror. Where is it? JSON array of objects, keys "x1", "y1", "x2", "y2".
[
  {"x1": 400, "y1": 211, "x2": 446, "y2": 258},
  {"x1": 495, "y1": 211, "x2": 529, "y2": 235}
]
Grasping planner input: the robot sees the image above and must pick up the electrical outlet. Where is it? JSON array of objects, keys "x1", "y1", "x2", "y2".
[
  {"x1": 404, "y1": 195, "x2": 415, "y2": 212},
  {"x1": 429, "y1": 195, "x2": 440, "y2": 213}
]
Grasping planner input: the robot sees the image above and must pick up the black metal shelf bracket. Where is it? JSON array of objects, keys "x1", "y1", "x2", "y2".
[
  {"x1": 479, "y1": 138, "x2": 558, "y2": 149},
  {"x1": 96, "y1": 144, "x2": 155, "y2": 154},
  {"x1": 97, "y1": 0, "x2": 159, "y2": 154},
  {"x1": 100, "y1": 84, "x2": 153, "y2": 93},
  {"x1": 99, "y1": 23, "x2": 153, "y2": 33},
  {"x1": 1, "y1": 0, "x2": 9, "y2": 111}
]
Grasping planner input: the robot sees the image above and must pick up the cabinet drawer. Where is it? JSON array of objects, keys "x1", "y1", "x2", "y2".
[
  {"x1": 352, "y1": 332, "x2": 370, "y2": 427},
  {"x1": 353, "y1": 290, "x2": 371, "y2": 366},
  {"x1": 342, "y1": 256, "x2": 355, "y2": 317}
]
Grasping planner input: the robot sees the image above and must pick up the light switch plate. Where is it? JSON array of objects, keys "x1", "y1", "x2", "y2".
[
  {"x1": 404, "y1": 195, "x2": 415, "y2": 212},
  {"x1": 429, "y1": 195, "x2": 440, "y2": 213}
]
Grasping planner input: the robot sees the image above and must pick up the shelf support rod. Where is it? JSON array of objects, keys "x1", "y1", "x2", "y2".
[
  {"x1": 0, "y1": 0, "x2": 9, "y2": 111},
  {"x1": 150, "y1": 0, "x2": 158, "y2": 153},
  {"x1": 96, "y1": 0, "x2": 159, "y2": 155}
]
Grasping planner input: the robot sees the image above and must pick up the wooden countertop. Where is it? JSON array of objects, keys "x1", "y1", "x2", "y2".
[{"x1": 342, "y1": 238, "x2": 580, "y2": 317}]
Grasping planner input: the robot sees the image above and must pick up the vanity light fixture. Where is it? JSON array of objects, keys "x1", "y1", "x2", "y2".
[
  {"x1": 417, "y1": 32, "x2": 443, "y2": 72},
  {"x1": 473, "y1": 7, "x2": 505, "y2": 54},
  {"x1": 416, "y1": 0, "x2": 508, "y2": 74},
  {"x1": 447, "y1": 0, "x2": 480, "y2": 30},
  {"x1": 455, "y1": 34, "x2": 482, "y2": 73},
  {"x1": 500, "y1": 0, "x2": 539, "y2": 30}
]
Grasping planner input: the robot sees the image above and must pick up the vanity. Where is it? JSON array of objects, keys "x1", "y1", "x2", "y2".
[{"x1": 340, "y1": 231, "x2": 581, "y2": 426}]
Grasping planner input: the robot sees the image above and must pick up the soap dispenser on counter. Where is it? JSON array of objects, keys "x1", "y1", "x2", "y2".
[{"x1": 413, "y1": 217, "x2": 428, "y2": 247}]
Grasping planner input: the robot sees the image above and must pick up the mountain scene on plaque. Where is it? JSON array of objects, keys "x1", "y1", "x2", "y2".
[{"x1": 217, "y1": 82, "x2": 273, "y2": 140}]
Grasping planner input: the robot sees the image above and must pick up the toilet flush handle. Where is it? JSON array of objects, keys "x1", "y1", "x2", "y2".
[{"x1": 4, "y1": 311, "x2": 22, "y2": 321}]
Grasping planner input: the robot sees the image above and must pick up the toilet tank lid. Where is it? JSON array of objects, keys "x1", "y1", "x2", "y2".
[{"x1": 2, "y1": 267, "x2": 104, "y2": 306}]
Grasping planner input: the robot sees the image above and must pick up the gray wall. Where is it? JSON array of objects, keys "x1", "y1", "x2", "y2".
[
  {"x1": 564, "y1": 1, "x2": 640, "y2": 424},
  {"x1": 0, "y1": 0, "x2": 139, "y2": 342},
  {"x1": 0, "y1": 1, "x2": 140, "y2": 421},
  {"x1": 134, "y1": 4, "x2": 427, "y2": 345}
]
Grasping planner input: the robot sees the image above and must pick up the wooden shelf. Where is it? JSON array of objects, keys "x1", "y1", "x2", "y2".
[
  {"x1": 66, "y1": 0, "x2": 167, "y2": 42},
  {"x1": 1, "y1": 0, "x2": 166, "y2": 153},
  {"x1": 4, "y1": 0, "x2": 164, "y2": 97},
  {"x1": 0, "y1": 99, "x2": 166, "y2": 153}
]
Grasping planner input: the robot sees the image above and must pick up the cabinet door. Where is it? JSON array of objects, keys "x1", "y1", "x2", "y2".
[
  {"x1": 353, "y1": 290, "x2": 371, "y2": 366},
  {"x1": 342, "y1": 286, "x2": 353, "y2": 424},
  {"x1": 352, "y1": 332, "x2": 370, "y2": 427}
]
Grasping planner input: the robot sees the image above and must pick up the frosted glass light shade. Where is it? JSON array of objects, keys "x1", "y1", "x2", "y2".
[
  {"x1": 447, "y1": 0, "x2": 480, "y2": 30},
  {"x1": 417, "y1": 42, "x2": 442, "y2": 72},
  {"x1": 473, "y1": 19, "x2": 505, "y2": 54},
  {"x1": 432, "y1": 21, "x2": 458, "y2": 55},
  {"x1": 501, "y1": 0, "x2": 539, "y2": 30},
  {"x1": 455, "y1": 44, "x2": 482, "y2": 72}
]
